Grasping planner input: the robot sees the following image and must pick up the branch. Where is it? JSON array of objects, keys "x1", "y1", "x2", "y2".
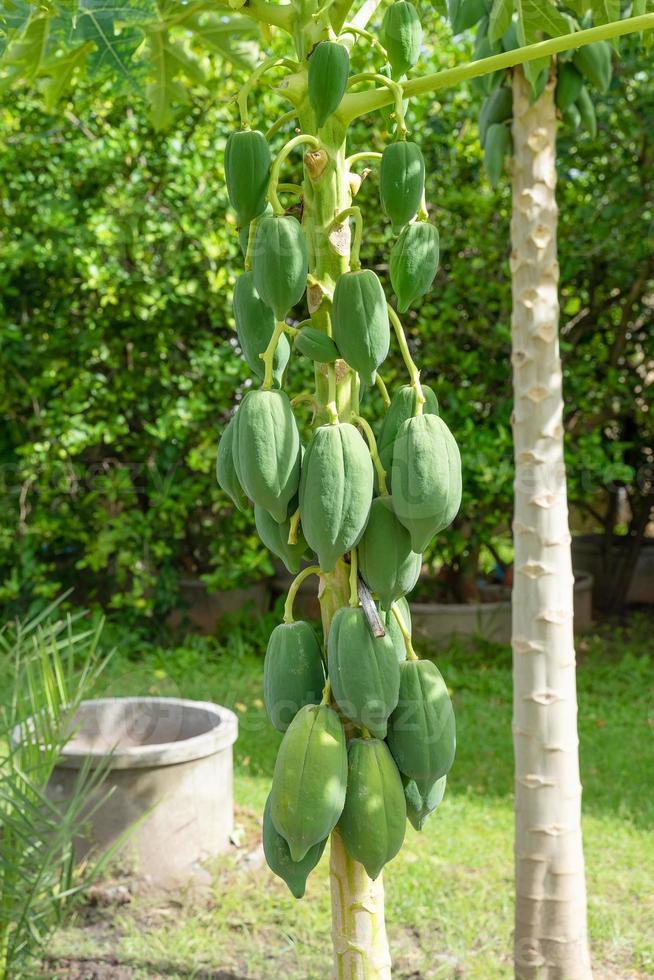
[
  {"x1": 339, "y1": 14, "x2": 654, "y2": 123},
  {"x1": 242, "y1": 0, "x2": 294, "y2": 32}
]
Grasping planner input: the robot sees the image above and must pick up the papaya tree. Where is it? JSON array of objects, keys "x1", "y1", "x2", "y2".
[
  {"x1": 2, "y1": 2, "x2": 653, "y2": 977},
  {"x1": 444, "y1": 3, "x2": 651, "y2": 977},
  {"x1": 213, "y1": 7, "x2": 653, "y2": 977}
]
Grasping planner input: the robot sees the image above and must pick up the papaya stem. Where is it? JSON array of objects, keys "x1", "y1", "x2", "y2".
[
  {"x1": 345, "y1": 72, "x2": 406, "y2": 137},
  {"x1": 375, "y1": 373, "x2": 391, "y2": 407},
  {"x1": 340, "y1": 24, "x2": 388, "y2": 62},
  {"x1": 320, "y1": 677, "x2": 332, "y2": 706},
  {"x1": 237, "y1": 57, "x2": 299, "y2": 129},
  {"x1": 266, "y1": 109, "x2": 299, "y2": 140},
  {"x1": 269, "y1": 134, "x2": 321, "y2": 214},
  {"x1": 346, "y1": 150, "x2": 383, "y2": 169},
  {"x1": 287, "y1": 507, "x2": 302, "y2": 546},
  {"x1": 277, "y1": 182, "x2": 304, "y2": 198},
  {"x1": 339, "y1": 14, "x2": 654, "y2": 125},
  {"x1": 291, "y1": 391, "x2": 318, "y2": 409},
  {"x1": 332, "y1": 206, "x2": 363, "y2": 270},
  {"x1": 283, "y1": 565, "x2": 322, "y2": 624},
  {"x1": 387, "y1": 305, "x2": 425, "y2": 414},
  {"x1": 349, "y1": 548, "x2": 359, "y2": 607},
  {"x1": 352, "y1": 413, "x2": 387, "y2": 495},
  {"x1": 243, "y1": 214, "x2": 260, "y2": 271},
  {"x1": 326, "y1": 365, "x2": 339, "y2": 424},
  {"x1": 260, "y1": 321, "x2": 288, "y2": 389},
  {"x1": 391, "y1": 601, "x2": 418, "y2": 661}
]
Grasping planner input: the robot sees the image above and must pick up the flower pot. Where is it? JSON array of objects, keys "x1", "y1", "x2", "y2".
[
  {"x1": 16, "y1": 697, "x2": 238, "y2": 889},
  {"x1": 410, "y1": 572, "x2": 594, "y2": 647}
]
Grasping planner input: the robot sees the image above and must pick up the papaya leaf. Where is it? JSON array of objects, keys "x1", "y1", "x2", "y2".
[
  {"x1": 184, "y1": 13, "x2": 259, "y2": 71},
  {"x1": 515, "y1": 0, "x2": 572, "y2": 40},
  {"x1": 488, "y1": 0, "x2": 513, "y2": 44},
  {"x1": 69, "y1": 0, "x2": 158, "y2": 85},
  {"x1": 590, "y1": 0, "x2": 620, "y2": 25},
  {"x1": 145, "y1": 26, "x2": 205, "y2": 130},
  {"x1": 0, "y1": 9, "x2": 50, "y2": 91},
  {"x1": 40, "y1": 40, "x2": 93, "y2": 109}
]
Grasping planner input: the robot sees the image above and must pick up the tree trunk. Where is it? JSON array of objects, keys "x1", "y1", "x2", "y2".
[
  {"x1": 300, "y1": 107, "x2": 392, "y2": 977},
  {"x1": 510, "y1": 67, "x2": 592, "y2": 980}
]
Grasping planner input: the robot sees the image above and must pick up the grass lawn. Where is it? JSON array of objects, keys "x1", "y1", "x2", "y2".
[{"x1": 47, "y1": 610, "x2": 653, "y2": 979}]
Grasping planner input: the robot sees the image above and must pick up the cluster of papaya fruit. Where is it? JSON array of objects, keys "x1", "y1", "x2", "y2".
[{"x1": 216, "y1": 0, "x2": 461, "y2": 898}]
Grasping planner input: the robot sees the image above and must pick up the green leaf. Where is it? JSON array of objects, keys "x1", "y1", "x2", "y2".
[
  {"x1": 590, "y1": 0, "x2": 620, "y2": 24},
  {"x1": 40, "y1": 42, "x2": 93, "y2": 109},
  {"x1": 145, "y1": 26, "x2": 205, "y2": 130},
  {"x1": 515, "y1": 0, "x2": 572, "y2": 41},
  {"x1": 488, "y1": 0, "x2": 513, "y2": 44},
  {"x1": 70, "y1": 0, "x2": 158, "y2": 84},
  {"x1": 185, "y1": 13, "x2": 259, "y2": 71},
  {"x1": 0, "y1": 10, "x2": 50, "y2": 91}
]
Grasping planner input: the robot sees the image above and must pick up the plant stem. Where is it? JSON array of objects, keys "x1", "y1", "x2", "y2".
[
  {"x1": 353, "y1": 413, "x2": 387, "y2": 494},
  {"x1": 340, "y1": 23, "x2": 388, "y2": 61},
  {"x1": 391, "y1": 601, "x2": 418, "y2": 660},
  {"x1": 260, "y1": 321, "x2": 288, "y2": 389},
  {"x1": 387, "y1": 305, "x2": 425, "y2": 411},
  {"x1": 339, "y1": 14, "x2": 654, "y2": 123},
  {"x1": 287, "y1": 508, "x2": 302, "y2": 546},
  {"x1": 375, "y1": 373, "x2": 391, "y2": 406},
  {"x1": 269, "y1": 134, "x2": 321, "y2": 214},
  {"x1": 332, "y1": 206, "x2": 363, "y2": 269},
  {"x1": 346, "y1": 150, "x2": 383, "y2": 168},
  {"x1": 349, "y1": 548, "x2": 358, "y2": 606},
  {"x1": 283, "y1": 566, "x2": 322, "y2": 623},
  {"x1": 237, "y1": 57, "x2": 298, "y2": 128},
  {"x1": 347, "y1": 72, "x2": 407, "y2": 136},
  {"x1": 326, "y1": 364, "x2": 339, "y2": 423},
  {"x1": 266, "y1": 109, "x2": 299, "y2": 140}
]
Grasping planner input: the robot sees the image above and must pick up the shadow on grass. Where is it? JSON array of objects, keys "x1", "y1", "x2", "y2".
[{"x1": 47, "y1": 956, "x2": 247, "y2": 979}]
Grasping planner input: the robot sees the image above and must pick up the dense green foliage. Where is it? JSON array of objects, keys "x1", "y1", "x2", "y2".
[{"x1": 1, "y1": 35, "x2": 651, "y2": 620}]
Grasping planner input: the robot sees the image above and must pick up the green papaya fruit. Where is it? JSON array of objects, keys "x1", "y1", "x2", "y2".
[
  {"x1": 478, "y1": 86, "x2": 513, "y2": 148},
  {"x1": 378, "y1": 384, "x2": 440, "y2": 474},
  {"x1": 338, "y1": 738, "x2": 406, "y2": 879},
  {"x1": 232, "y1": 389, "x2": 301, "y2": 523},
  {"x1": 332, "y1": 270, "x2": 390, "y2": 385},
  {"x1": 264, "y1": 621, "x2": 325, "y2": 731},
  {"x1": 233, "y1": 272, "x2": 290, "y2": 385},
  {"x1": 387, "y1": 659, "x2": 456, "y2": 793},
  {"x1": 389, "y1": 221, "x2": 439, "y2": 313},
  {"x1": 327, "y1": 607, "x2": 400, "y2": 739},
  {"x1": 253, "y1": 213, "x2": 309, "y2": 321},
  {"x1": 224, "y1": 129, "x2": 271, "y2": 226},
  {"x1": 576, "y1": 85, "x2": 597, "y2": 139},
  {"x1": 358, "y1": 497, "x2": 422, "y2": 610},
  {"x1": 556, "y1": 63, "x2": 584, "y2": 112},
  {"x1": 380, "y1": 597, "x2": 411, "y2": 662},
  {"x1": 216, "y1": 415, "x2": 248, "y2": 512},
  {"x1": 308, "y1": 41, "x2": 350, "y2": 127},
  {"x1": 299, "y1": 423, "x2": 374, "y2": 572},
  {"x1": 254, "y1": 504, "x2": 309, "y2": 574},
  {"x1": 484, "y1": 122, "x2": 511, "y2": 188},
  {"x1": 239, "y1": 202, "x2": 272, "y2": 257},
  {"x1": 263, "y1": 794, "x2": 326, "y2": 898},
  {"x1": 573, "y1": 41, "x2": 612, "y2": 94},
  {"x1": 380, "y1": 141, "x2": 425, "y2": 232},
  {"x1": 270, "y1": 703, "x2": 347, "y2": 862},
  {"x1": 563, "y1": 103, "x2": 581, "y2": 130},
  {"x1": 381, "y1": 1, "x2": 423, "y2": 78},
  {"x1": 294, "y1": 327, "x2": 340, "y2": 364},
  {"x1": 391, "y1": 413, "x2": 462, "y2": 552},
  {"x1": 448, "y1": 0, "x2": 488, "y2": 34},
  {"x1": 404, "y1": 774, "x2": 447, "y2": 831}
]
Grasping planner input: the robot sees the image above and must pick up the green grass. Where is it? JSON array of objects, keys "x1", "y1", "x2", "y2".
[{"x1": 46, "y1": 611, "x2": 653, "y2": 978}]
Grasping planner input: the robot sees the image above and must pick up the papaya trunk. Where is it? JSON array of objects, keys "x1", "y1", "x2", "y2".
[
  {"x1": 510, "y1": 67, "x2": 592, "y2": 980},
  {"x1": 303, "y1": 117, "x2": 391, "y2": 978}
]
